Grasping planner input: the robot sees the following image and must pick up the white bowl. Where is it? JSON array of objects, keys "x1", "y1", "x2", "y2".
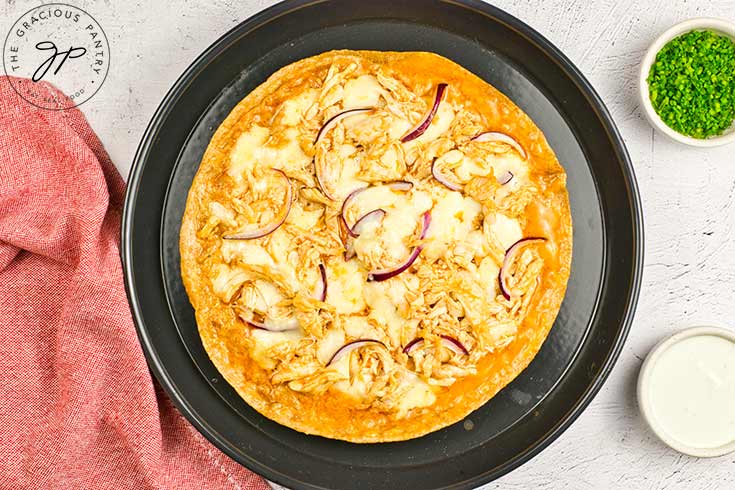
[
  {"x1": 637, "y1": 326, "x2": 735, "y2": 457},
  {"x1": 639, "y1": 18, "x2": 735, "y2": 147}
]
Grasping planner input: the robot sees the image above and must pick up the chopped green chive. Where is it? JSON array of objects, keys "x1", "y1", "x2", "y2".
[{"x1": 647, "y1": 29, "x2": 735, "y2": 139}]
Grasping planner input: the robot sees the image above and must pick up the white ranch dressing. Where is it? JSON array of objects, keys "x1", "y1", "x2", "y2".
[{"x1": 645, "y1": 332, "x2": 735, "y2": 451}]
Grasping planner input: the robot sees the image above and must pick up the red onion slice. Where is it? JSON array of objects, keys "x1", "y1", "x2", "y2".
[
  {"x1": 440, "y1": 335, "x2": 469, "y2": 355},
  {"x1": 341, "y1": 210, "x2": 386, "y2": 263},
  {"x1": 367, "y1": 211, "x2": 431, "y2": 282},
  {"x1": 431, "y1": 158, "x2": 462, "y2": 191},
  {"x1": 224, "y1": 169, "x2": 292, "y2": 240},
  {"x1": 402, "y1": 337, "x2": 425, "y2": 354},
  {"x1": 344, "y1": 244, "x2": 356, "y2": 261},
  {"x1": 343, "y1": 235, "x2": 357, "y2": 261},
  {"x1": 367, "y1": 247, "x2": 422, "y2": 282},
  {"x1": 419, "y1": 211, "x2": 431, "y2": 240},
  {"x1": 498, "y1": 237, "x2": 547, "y2": 300},
  {"x1": 401, "y1": 83, "x2": 448, "y2": 143},
  {"x1": 337, "y1": 216, "x2": 355, "y2": 262},
  {"x1": 340, "y1": 186, "x2": 368, "y2": 238},
  {"x1": 352, "y1": 209, "x2": 386, "y2": 235},
  {"x1": 384, "y1": 180, "x2": 414, "y2": 191},
  {"x1": 314, "y1": 263, "x2": 327, "y2": 302},
  {"x1": 314, "y1": 107, "x2": 374, "y2": 145},
  {"x1": 327, "y1": 339, "x2": 386, "y2": 366},
  {"x1": 246, "y1": 316, "x2": 299, "y2": 332},
  {"x1": 340, "y1": 181, "x2": 413, "y2": 251},
  {"x1": 314, "y1": 159, "x2": 336, "y2": 201},
  {"x1": 313, "y1": 108, "x2": 373, "y2": 200},
  {"x1": 341, "y1": 181, "x2": 411, "y2": 221},
  {"x1": 403, "y1": 335, "x2": 468, "y2": 355},
  {"x1": 338, "y1": 213, "x2": 358, "y2": 261},
  {"x1": 497, "y1": 170, "x2": 514, "y2": 185},
  {"x1": 472, "y1": 131, "x2": 527, "y2": 159}
]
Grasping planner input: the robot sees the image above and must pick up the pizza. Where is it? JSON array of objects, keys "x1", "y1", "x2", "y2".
[{"x1": 180, "y1": 50, "x2": 572, "y2": 442}]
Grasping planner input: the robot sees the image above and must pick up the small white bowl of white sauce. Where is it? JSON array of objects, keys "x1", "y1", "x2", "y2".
[{"x1": 638, "y1": 326, "x2": 735, "y2": 457}]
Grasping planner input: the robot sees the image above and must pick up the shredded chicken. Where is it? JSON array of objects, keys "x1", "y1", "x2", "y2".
[{"x1": 199, "y1": 58, "x2": 554, "y2": 415}]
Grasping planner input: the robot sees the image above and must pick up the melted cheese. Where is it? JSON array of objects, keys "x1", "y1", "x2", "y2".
[
  {"x1": 343, "y1": 316, "x2": 377, "y2": 339},
  {"x1": 465, "y1": 229, "x2": 487, "y2": 258},
  {"x1": 325, "y1": 259, "x2": 366, "y2": 314},
  {"x1": 353, "y1": 189, "x2": 433, "y2": 266},
  {"x1": 280, "y1": 88, "x2": 317, "y2": 126},
  {"x1": 424, "y1": 191, "x2": 482, "y2": 261},
  {"x1": 220, "y1": 235, "x2": 297, "y2": 286},
  {"x1": 250, "y1": 329, "x2": 303, "y2": 369},
  {"x1": 388, "y1": 117, "x2": 412, "y2": 140},
  {"x1": 349, "y1": 185, "x2": 402, "y2": 213},
  {"x1": 317, "y1": 328, "x2": 346, "y2": 365},
  {"x1": 271, "y1": 127, "x2": 311, "y2": 174},
  {"x1": 414, "y1": 100, "x2": 454, "y2": 144},
  {"x1": 221, "y1": 240, "x2": 274, "y2": 267},
  {"x1": 365, "y1": 203, "x2": 413, "y2": 261},
  {"x1": 343, "y1": 75, "x2": 383, "y2": 108},
  {"x1": 254, "y1": 280, "x2": 283, "y2": 309},
  {"x1": 478, "y1": 256, "x2": 501, "y2": 296},
  {"x1": 333, "y1": 374, "x2": 371, "y2": 400},
  {"x1": 334, "y1": 361, "x2": 435, "y2": 411},
  {"x1": 433, "y1": 145, "x2": 529, "y2": 193},
  {"x1": 434, "y1": 148, "x2": 464, "y2": 169},
  {"x1": 228, "y1": 125, "x2": 269, "y2": 180},
  {"x1": 209, "y1": 202, "x2": 237, "y2": 227},
  {"x1": 329, "y1": 354, "x2": 351, "y2": 379},
  {"x1": 487, "y1": 213, "x2": 523, "y2": 250},
  {"x1": 491, "y1": 152, "x2": 529, "y2": 198},
  {"x1": 438, "y1": 149, "x2": 525, "y2": 185},
  {"x1": 363, "y1": 282, "x2": 405, "y2": 346},
  {"x1": 211, "y1": 264, "x2": 250, "y2": 303},
  {"x1": 451, "y1": 153, "x2": 492, "y2": 182},
  {"x1": 483, "y1": 321, "x2": 518, "y2": 350},
  {"x1": 330, "y1": 348, "x2": 372, "y2": 399},
  {"x1": 396, "y1": 372, "x2": 436, "y2": 416},
  {"x1": 229, "y1": 126, "x2": 310, "y2": 182},
  {"x1": 286, "y1": 201, "x2": 323, "y2": 230},
  {"x1": 330, "y1": 352, "x2": 377, "y2": 400},
  {"x1": 265, "y1": 229, "x2": 291, "y2": 264},
  {"x1": 490, "y1": 151, "x2": 527, "y2": 180},
  {"x1": 331, "y1": 150, "x2": 367, "y2": 200},
  {"x1": 380, "y1": 145, "x2": 400, "y2": 169}
]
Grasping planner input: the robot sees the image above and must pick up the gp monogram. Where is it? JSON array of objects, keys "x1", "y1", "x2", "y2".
[{"x1": 3, "y1": 3, "x2": 110, "y2": 110}]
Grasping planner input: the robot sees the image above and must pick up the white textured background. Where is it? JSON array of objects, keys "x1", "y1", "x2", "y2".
[{"x1": 4, "y1": 0, "x2": 735, "y2": 488}]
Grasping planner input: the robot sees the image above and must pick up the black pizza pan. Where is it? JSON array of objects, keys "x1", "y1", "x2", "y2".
[{"x1": 121, "y1": 1, "x2": 643, "y2": 489}]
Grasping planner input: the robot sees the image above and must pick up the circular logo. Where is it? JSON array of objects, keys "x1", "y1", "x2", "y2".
[{"x1": 3, "y1": 3, "x2": 110, "y2": 110}]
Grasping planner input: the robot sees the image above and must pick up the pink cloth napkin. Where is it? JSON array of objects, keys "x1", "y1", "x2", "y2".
[{"x1": 0, "y1": 76, "x2": 270, "y2": 490}]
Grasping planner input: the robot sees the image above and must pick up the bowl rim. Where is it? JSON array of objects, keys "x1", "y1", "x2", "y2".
[
  {"x1": 638, "y1": 17, "x2": 735, "y2": 148},
  {"x1": 637, "y1": 325, "x2": 735, "y2": 457}
]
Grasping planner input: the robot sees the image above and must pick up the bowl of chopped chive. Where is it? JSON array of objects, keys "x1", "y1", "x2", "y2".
[{"x1": 640, "y1": 18, "x2": 735, "y2": 147}]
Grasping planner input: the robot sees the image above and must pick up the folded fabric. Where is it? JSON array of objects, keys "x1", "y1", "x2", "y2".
[{"x1": 0, "y1": 76, "x2": 269, "y2": 490}]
